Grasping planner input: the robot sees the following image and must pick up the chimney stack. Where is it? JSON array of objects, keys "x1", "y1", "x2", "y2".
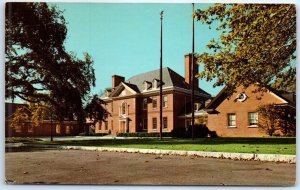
[
  {"x1": 112, "y1": 75, "x2": 125, "y2": 88},
  {"x1": 184, "y1": 53, "x2": 198, "y2": 88}
]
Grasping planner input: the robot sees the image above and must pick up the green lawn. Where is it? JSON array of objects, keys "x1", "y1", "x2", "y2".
[{"x1": 15, "y1": 137, "x2": 296, "y2": 155}]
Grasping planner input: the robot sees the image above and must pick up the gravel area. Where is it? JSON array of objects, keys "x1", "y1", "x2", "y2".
[{"x1": 5, "y1": 149, "x2": 296, "y2": 186}]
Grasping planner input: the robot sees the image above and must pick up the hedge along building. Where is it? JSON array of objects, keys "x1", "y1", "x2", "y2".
[
  {"x1": 97, "y1": 54, "x2": 211, "y2": 135},
  {"x1": 205, "y1": 85, "x2": 296, "y2": 137}
]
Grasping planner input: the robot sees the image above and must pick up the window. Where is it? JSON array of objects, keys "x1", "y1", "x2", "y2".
[
  {"x1": 105, "y1": 121, "x2": 108, "y2": 130},
  {"x1": 163, "y1": 96, "x2": 168, "y2": 108},
  {"x1": 111, "y1": 103, "x2": 113, "y2": 113},
  {"x1": 111, "y1": 120, "x2": 114, "y2": 130},
  {"x1": 143, "y1": 98, "x2": 147, "y2": 110},
  {"x1": 163, "y1": 117, "x2": 168, "y2": 129},
  {"x1": 152, "y1": 118, "x2": 157, "y2": 130},
  {"x1": 152, "y1": 97, "x2": 157, "y2": 109},
  {"x1": 249, "y1": 112, "x2": 258, "y2": 127},
  {"x1": 56, "y1": 124, "x2": 61, "y2": 134},
  {"x1": 65, "y1": 126, "x2": 71, "y2": 134},
  {"x1": 143, "y1": 118, "x2": 148, "y2": 130},
  {"x1": 236, "y1": 93, "x2": 247, "y2": 102},
  {"x1": 153, "y1": 80, "x2": 158, "y2": 89},
  {"x1": 121, "y1": 102, "x2": 126, "y2": 115},
  {"x1": 28, "y1": 125, "x2": 34, "y2": 133},
  {"x1": 228, "y1": 113, "x2": 236, "y2": 127}
]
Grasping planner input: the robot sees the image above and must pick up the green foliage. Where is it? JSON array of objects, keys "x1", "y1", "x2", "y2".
[
  {"x1": 77, "y1": 132, "x2": 107, "y2": 136},
  {"x1": 196, "y1": 4, "x2": 296, "y2": 94},
  {"x1": 171, "y1": 125, "x2": 211, "y2": 138},
  {"x1": 5, "y1": 3, "x2": 96, "y2": 124},
  {"x1": 117, "y1": 132, "x2": 172, "y2": 137}
]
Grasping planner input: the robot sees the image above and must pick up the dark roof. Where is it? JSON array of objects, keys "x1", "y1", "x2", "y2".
[
  {"x1": 123, "y1": 82, "x2": 140, "y2": 93},
  {"x1": 126, "y1": 67, "x2": 210, "y2": 96}
]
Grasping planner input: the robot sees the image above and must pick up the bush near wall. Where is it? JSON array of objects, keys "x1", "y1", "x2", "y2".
[
  {"x1": 171, "y1": 125, "x2": 217, "y2": 138},
  {"x1": 117, "y1": 132, "x2": 172, "y2": 137},
  {"x1": 77, "y1": 132, "x2": 107, "y2": 136}
]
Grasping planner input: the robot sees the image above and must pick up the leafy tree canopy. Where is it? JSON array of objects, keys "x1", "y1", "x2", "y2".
[
  {"x1": 85, "y1": 95, "x2": 110, "y2": 126},
  {"x1": 5, "y1": 3, "x2": 95, "y2": 122},
  {"x1": 196, "y1": 4, "x2": 296, "y2": 94}
]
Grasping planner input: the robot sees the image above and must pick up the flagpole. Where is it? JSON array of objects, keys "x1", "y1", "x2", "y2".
[
  {"x1": 191, "y1": 3, "x2": 195, "y2": 140},
  {"x1": 159, "y1": 11, "x2": 164, "y2": 140}
]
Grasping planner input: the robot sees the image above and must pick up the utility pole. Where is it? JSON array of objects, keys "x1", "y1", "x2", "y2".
[
  {"x1": 191, "y1": 3, "x2": 195, "y2": 140},
  {"x1": 159, "y1": 11, "x2": 164, "y2": 140},
  {"x1": 50, "y1": 111, "x2": 53, "y2": 141}
]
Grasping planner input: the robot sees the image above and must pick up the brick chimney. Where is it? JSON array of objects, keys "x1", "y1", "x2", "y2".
[
  {"x1": 184, "y1": 53, "x2": 198, "y2": 87},
  {"x1": 112, "y1": 75, "x2": 125, "y2": 88}
]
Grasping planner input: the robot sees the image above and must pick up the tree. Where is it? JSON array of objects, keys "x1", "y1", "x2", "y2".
[
  {"x1": 256, "y1": 104, "x2": 296, "y2": 136},
  {"x1": 5, "y1": 3, "x2": 95, "y2": 127},
  {"x1": 10, "y1": 106, "x2": 30, "y2": 132},
  {"x1": 256, "y1": 104, "x2": 282, "y2": 136},
  {"x1": 195, "y1": 4, "x2": 296, "y2": 95},
  {"x1": 84, "y1": 95, "x2": 110, "y2": 134}
]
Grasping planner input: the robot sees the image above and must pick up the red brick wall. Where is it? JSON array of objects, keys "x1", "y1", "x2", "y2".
[
  {"x1": 5, "y1": 121, "x2": 79, "y2": 137},
  {"x1": 173, "y1": 92, "x2": 191, "y2": 129},
  {"x1": 207, "y1": 85, "x2": 288, "y2": 137},
  {"x1": 96, "y1": 96, "x2": 137, "y2": 134},
  {"x1": 184, "y1": 54, "x2": 198, "y2": 87},
  {"x1": 98, "y1": 92, "x2": 177, "y2": 134}
]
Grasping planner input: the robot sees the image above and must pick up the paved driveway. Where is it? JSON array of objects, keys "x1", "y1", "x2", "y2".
[{"x1": 5, "y1": 149, "x2": 295, "y2": 185}]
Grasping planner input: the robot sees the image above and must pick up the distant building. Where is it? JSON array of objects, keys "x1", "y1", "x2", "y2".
[
  {"x1": 5, "y1": 102, "x2": 79, "y2": 137},
  {"x1": 205, "y1": 85, "x2": 296, "y2": 137},
  {"x1": 97, "y1": 54, "x2": 211, "y2": 134}
]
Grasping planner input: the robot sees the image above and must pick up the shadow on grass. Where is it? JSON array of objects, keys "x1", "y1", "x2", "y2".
[
  {"x1": 5, "y1": 146, "x2": 58, "y2": 153},
  {"x1": 35, "y1": 137, "x2": 296, "y2": 147}
]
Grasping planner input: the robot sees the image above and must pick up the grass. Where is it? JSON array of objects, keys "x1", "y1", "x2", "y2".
[{"x1": 11, "y1": 137, "x2": 296, "y2": 155}]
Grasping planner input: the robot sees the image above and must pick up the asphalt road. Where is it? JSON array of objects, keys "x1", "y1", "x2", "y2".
[{"x1": 5, "y1": 149, "x2": 296, "y2": 186}]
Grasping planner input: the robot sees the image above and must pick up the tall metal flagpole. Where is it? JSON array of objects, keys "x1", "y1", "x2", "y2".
[
  {"x1": 159, "y1": 11, "x2": 164, "y2": 140},
  {"x1": 191, "y1": 3, "x2": 195, "y2": 140}
]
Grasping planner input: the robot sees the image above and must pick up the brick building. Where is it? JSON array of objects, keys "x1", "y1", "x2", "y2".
[
  {"x1": 5, "y1": 102, "x2": 80, "y2": 137},
  {"x1": 96, "y1": 54, "x2": 211, "y2": 134},
  {"x1": 206, "y1": 85, "x2": 296, "y2": 137}
]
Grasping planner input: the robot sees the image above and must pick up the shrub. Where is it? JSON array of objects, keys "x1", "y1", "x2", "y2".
[
  {"x1": 77, "y1": 132, "x2": 107, "y2": 136},
  {"x1": 117, "y1": 132, "x2": 172, "y2": 137},
  {"x1": 171, "y1": 125, "x2": 210, "y2": 138}
]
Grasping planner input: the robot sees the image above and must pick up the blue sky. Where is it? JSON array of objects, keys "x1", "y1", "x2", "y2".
[{"x1": 54, "y1": 3, "x2": 224, "y2": 96}]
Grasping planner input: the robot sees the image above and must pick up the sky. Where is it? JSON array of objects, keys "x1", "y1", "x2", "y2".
[{"x1": 54, "y1": 3, "x2": 224, "y2": 96}]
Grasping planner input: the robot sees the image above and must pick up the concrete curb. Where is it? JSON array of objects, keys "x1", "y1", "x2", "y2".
[
  {"x1": 7, "y1": 143, "x2": 295, "y2": 163},
  {"x1": 57, "y1": 145, "x2": 295, "y2": 164}
]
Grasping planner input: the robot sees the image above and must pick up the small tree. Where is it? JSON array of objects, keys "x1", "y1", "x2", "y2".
[
  {"x1": 10, "y1": 107, "x2": 30, "y2": 132},
  {"x1": 257, "y1": 104, "x2": 284, "y2": 136}
]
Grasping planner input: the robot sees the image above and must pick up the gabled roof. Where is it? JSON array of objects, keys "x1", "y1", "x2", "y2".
[
  {"x1": 206, "y1": 86, "x2": 296, "y2": 110},
  {"x1": 109, "y1": 82, "x2": 139, "y2": 97},
  {"x1": 126, "y1": 67, "x2": 210, "y2": 96}
]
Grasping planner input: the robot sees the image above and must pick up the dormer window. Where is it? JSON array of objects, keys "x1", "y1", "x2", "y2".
[
  {"x1": 143, "y1": 81, "x2": 152, "y2": 91},
  {"x1": 153, "y1": 79, "x2": 158, "y2": 89}
]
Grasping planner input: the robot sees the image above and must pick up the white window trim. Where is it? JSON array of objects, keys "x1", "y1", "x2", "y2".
[
  {"x1": 228, "y1": 125, "x2": 237, "y2": 128},
  {"x1": 163, "y1": 95, "x2": 168, "y2": 108},
  {"x1": 248, "y1": 125, "x2": 258, "y2": 128},
  {"x1": 143, "y1": 98, "x2": 147, "y2": 110},
  {"x1": 152, "y1": 97, "x2": 157, "y2": 109}
]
